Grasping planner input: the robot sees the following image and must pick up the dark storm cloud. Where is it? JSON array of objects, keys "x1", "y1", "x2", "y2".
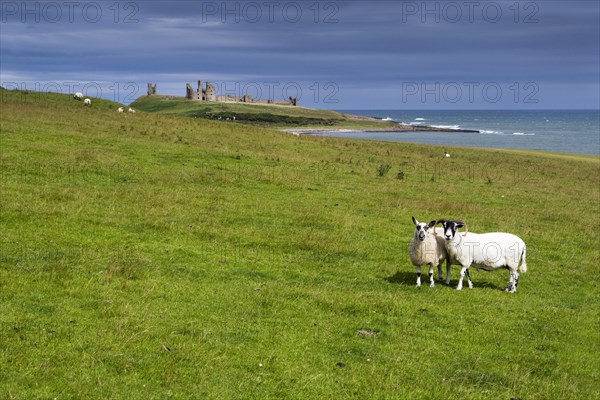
[{"x1": 1, "y1": 0, "x2": 598, "y2": 108}]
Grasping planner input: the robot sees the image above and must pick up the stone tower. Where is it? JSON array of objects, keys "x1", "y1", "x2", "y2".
[
  {"x1": 147, "y1": 83, "x2": 157, "y2": 95},
  {"x1": 205, "y1": 82, "x2": 216, "y2": 102}
]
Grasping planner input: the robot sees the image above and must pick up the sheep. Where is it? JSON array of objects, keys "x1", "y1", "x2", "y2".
[
  {"x1": 436, "y1": 219, "x2": 527, "y2": 292},
  {"x1": 409, "y1": 216, "x2": 449, "y2": 287},
  {"x1": 128, "y1": 107, "x2": 135, "y2": 113},
  {"x1": 84, "y1": 98, "x2": 91, "y2": 106},
  {"x1": 118, "y1": 107, "x2": 124, "y2": 113},
  {"x1": 74, "y1": 92, "x2": 83, "y2": 100},
  {"x1": 444, "y1": 151, "x2": 450, "y2": 158}
]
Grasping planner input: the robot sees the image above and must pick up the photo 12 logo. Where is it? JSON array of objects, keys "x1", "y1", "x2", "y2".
[
  {"x1": 199, "y1": 1, "x2": 340, "y2": 23},
  {"x1": 400, "y1": 81, "x2": 540, "y2": 105},
  {"x1": 0, "y1": 1, "x2": 140, "y2": 23},
  {"x1": 399, "y1": 1, "x2": 540, "y2": 24}
]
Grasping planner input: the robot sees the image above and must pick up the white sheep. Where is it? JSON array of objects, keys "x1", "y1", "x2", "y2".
[
  {"x1": 444, "y1": 151, "x2": 450, "y2": 158},
  {"x1": 437, "y1": 219, "x2": 527, "y2": 292},
  {"x1": 118, "y1": 107, "x2": 124, "y2": 113},
  {"x1": 84, "y1": 98, "x2": 91, "y2": 106},
  {"x1": 74, "y1": 92, "x2": 83, "y2": 100},
  {"x1": 409, "y1": 216, "x2": 449, "y2": 287},
  {"x1": 128, "y1": 107, "x2": 135, "y2": 113}
]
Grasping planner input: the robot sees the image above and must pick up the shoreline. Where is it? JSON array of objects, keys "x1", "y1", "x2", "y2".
[{"x1": 283, "y1": 123, "x2": 481, "y2": 135}]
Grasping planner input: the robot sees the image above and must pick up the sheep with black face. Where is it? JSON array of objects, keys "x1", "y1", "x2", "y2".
[{"x1": 436, "y1": 219, "x2": 527, "y2": 292}]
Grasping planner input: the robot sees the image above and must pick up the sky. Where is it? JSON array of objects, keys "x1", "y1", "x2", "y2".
[{"x1": 1, "y1": 0, "x2": 599, "y2": 109}]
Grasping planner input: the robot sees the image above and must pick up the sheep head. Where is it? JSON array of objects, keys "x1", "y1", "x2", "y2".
[
  {"x1": 434, "y1": 219, "x2": 468, "y2": 240},
  {"x1": 412, "y1": 216, "x2": 437, "y2": 242}
]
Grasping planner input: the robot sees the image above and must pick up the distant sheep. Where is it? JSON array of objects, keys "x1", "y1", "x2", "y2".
[
  {"x1": 409, "y1": 216, "x2": 449, "y2": 287},
  {"x1": 118, "y1": 107, "x2": 124, "y2": 113},
  {"x1": 444, "y1": 151, "x2": 450, "y2": 158},
  {"x1": 84, "y1": 98, "x2": 91, "y2": 106},
  {"x1": 74, "y1": 92, "x2": 83, "y2": 100},
  {"x1": 128, "y1": 107, "x2": 135, "y2": 113}
]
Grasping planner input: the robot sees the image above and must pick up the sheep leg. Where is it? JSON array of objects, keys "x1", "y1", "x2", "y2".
[
  {"x1": 505, "y1": 270, "x2": 519, "y2": 293},
  {"x1": 437, "y1": 263, "x2": 444, "y2": 282},
  {"x1": 504, "y1": 273, "x2": 515, "y2": 292},
  {"x1": 456, "y1": 266, "x2": 468, "y2": 290},
  {"x1": 429, "y1": 265, "x2": 435, "y2": 288},
  {"x1": 416, "y1": 266, "x2": 422, "y2": 287},
  {"x1": 465, "y1": 268, "x2": 473, "y2": 289},
  {"x1": 445, "y1": 260, "x2": 451, "y2": 285}
]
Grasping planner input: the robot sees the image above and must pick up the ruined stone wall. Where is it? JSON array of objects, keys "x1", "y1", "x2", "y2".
[
  {"x1": 197, "y1": 81, "x2": 204, "y2": 101},
  {"x1": 216, "y1": 95, "x2": 244, "y2": 102},
  {"x1": 184, "y1": 80, "x2": 298, "y2": 106}
]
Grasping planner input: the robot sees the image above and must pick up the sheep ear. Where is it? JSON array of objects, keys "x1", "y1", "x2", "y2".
[
  {"x1": 454, "y1": 220, "x2": 465, "y2": 229},
  {"x1": 427, "y1": 220, "x2": 437, "y2": 228},
  {"x1": 412, "y1": 216, "x2": 418, "y2": 225}
]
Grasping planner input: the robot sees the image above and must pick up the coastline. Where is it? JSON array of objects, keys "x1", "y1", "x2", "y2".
[
  {"x1": 282, "y1": 111, "x2": 599, "y2": 157},
  {"x1": 282, "y1": 122, "x2": 481, "y2": 135}
]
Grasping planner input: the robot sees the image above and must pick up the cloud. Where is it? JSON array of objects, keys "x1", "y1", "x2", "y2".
[{"x1": 1, "y1": 1, "x2": 598, "y2": 108}]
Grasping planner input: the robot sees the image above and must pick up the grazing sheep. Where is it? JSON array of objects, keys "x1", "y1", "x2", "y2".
[
  {"x1": 437, "y1": 219, "x2": 527, "y2": 292},
  {"x1": 84, "y1": 98, "x2": 91, "y2": 106},
  {"x1": 444, "y1": 151, "x2": 450, "y2": 158},
  {"x1": 409, "y1": 216, "x2": 449, "y2": 287},
  {"x1": 128, "y1": 107, "x2": 135, "y2": 113},
  {"x1": 74, "y1": 92, "x2": 83, "y2": 100},
  {"x1": 118, "y1": 107, "x2": 124, "y2": 113}
]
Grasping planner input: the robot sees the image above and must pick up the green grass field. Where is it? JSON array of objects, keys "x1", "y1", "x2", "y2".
[{"x1": 1, "y1": 89, "x2": 599, "y2": 399}]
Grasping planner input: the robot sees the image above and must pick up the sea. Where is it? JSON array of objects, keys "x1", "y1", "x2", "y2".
[{"x1": 323, "y1": 110, "x2": 600, "y2": 156}]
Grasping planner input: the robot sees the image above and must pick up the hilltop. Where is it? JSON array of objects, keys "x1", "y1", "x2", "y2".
[
  {"x1": 1, "y1": 89, "x2": 598, "y2": 399},
  {"x1": 130, "y1": 94, "x2": 395, "y2": 129},
  {"x1": 131, "y1": 94, "x2": 482, "y2": 133}
]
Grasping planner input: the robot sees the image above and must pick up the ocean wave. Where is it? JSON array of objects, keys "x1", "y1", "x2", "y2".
[
  {"x1": 381, "y1": 117, "x2": 394, "y2": 121},
  {"x1": 414, "y1": 117, "x2": 426, "y2": 121},
  {"x1": 479, "y1": 130, "x2": 505, "y2": 135},
  {"x1": 431, "y1": 125, "x2": 461, "y2": 130},
  {"x1": 513, "y1": 132, "x2": 535, "y2": 136}
]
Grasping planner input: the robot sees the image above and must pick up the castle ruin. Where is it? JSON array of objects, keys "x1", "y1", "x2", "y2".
[
  {"x1": 186, "y1": 81, "x2": 217, "y2": 101},
  {"x1": 146, "y1": 81, "x2": 298, "y2": 106}
]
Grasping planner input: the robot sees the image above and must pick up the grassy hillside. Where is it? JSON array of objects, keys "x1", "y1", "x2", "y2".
[
  {"x1": 1, "y1": 89, "x2": 599, "y2": 399},
  {"x1": 131, "y1": 94, "x2": 396, "y2": 129}
]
